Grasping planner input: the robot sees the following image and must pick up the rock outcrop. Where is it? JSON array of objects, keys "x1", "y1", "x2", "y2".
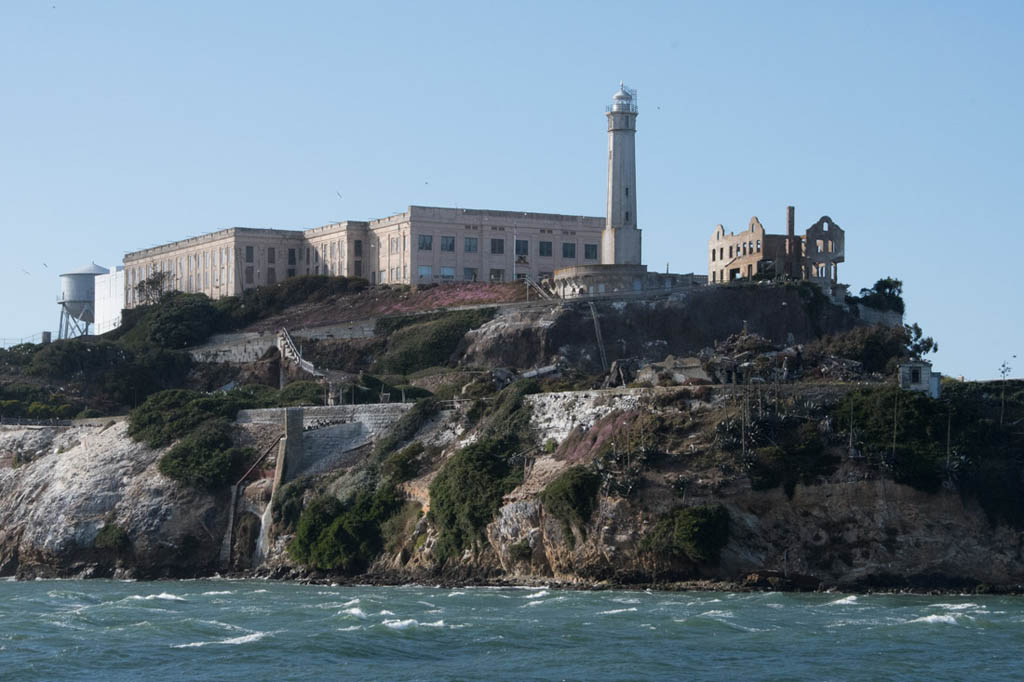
[{"x1": 0, "y1": 422, "x2": 227, "y2": 579}]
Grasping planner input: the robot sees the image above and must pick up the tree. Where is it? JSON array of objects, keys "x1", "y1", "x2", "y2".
[
  {"x1": 857, "y1": 277, "x2": 905, "y2": 314},
  {"x1": 135, "y1": 271, "x2": 170, "y2": 306},
  {"x1": 1000, "y1": 356, "x2": 1015, "y2": 426}
]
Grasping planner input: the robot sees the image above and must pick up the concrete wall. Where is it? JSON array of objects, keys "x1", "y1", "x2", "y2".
[
  {"x1": 94, "y1": 267, "x2": 125, "y2": 334},
  {"x1": 237, "y1": 403, "x2": 412, "y2": 435},
  {"x1": 857, "y1": 304, "x2": 903, "y2": 327}
]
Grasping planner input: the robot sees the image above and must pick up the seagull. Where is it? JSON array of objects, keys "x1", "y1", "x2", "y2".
[
  {"x1": 336, "y1": 191, "x2": 343, "y2": 200},
  {"x1": 21, "y1": 269, "x2": 31, "y2": 276},
  {"x1": 42, "y1": 263, "x2": 48, "y2": 268}
]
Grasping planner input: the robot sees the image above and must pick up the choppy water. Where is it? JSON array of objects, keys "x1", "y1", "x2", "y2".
[{"x1": 1, "y1": 580, "x2": 1022, "y2": 681}]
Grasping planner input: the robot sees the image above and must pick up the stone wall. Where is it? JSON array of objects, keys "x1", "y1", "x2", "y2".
[{"x1": 857, "y1": 304, "x2": 903, "y2": 328}]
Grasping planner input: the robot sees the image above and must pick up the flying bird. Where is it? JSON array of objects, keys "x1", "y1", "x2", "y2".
[
  {"x1": 21, "y1": 269, "x2": 31, "y2": 276},
  {"x1": 336, "y1": 191, "x2": 343, "y2": 200}
]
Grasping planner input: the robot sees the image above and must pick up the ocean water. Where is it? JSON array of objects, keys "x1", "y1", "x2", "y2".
[{"x1": 1, "y1": 580, "x2": 1022, "y2": 681}]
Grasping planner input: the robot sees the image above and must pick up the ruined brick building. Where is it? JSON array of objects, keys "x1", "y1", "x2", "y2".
[{"x1": 708, "y1": 206, "x2": 845, "y2": 296}]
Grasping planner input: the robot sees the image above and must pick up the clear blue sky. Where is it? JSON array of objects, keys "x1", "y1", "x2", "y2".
[{"x1": 2, "y1": 1, "x2": 1021, "y2": 379}]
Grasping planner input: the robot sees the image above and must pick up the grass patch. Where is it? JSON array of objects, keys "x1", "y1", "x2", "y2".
[{"x1": 375, "y1": 309, "x2": 495, "y2": 375}]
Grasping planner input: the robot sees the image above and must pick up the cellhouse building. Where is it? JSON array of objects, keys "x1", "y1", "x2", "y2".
[{"x1": 114, "y1": 83, "x2": 703, "y2": 316}]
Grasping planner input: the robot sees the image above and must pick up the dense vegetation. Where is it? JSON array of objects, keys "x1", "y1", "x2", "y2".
[
  {"x1": 540, "y1": 466, "x2": 602, "y2": 541},
  {"x1": 833, "y1": 382, "x2": 1024, "y2": 527},
  {"x1": 640, "y1": 505, "x2": 731, "y2": 564},
  {"x1": 847, "y1": 277, "x2": 906, "y2": 314},
  {"x1": 287, "y1": 487, "x2": 403, "y2": 573},
  {"x1": 428, "y1": 435, "x2": 524, "y2": 564},
  {"x1": 157, "y1": 419, "x2": 253, "y2": 490},
  {"x1": 805, "y1": 322, "x2": 937, "y2": 374}
]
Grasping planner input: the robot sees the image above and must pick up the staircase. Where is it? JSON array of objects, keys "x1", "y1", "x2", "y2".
[
  {"x1": 277, "y1": 327, "x2": 325, "y2": 380},
  {"x1": 587, "y1": 302, "x2": 609, "y2": 372}
]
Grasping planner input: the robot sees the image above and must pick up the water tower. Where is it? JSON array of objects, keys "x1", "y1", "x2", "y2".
[{"x1": 58, "y1": 263, "x2": 109, "y2": 339}]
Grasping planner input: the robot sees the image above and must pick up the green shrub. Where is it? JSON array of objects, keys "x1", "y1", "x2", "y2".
[
  {"x1": 746, "y1": 421, "x2": 834, "y2": 498},
  {"x1": 128, "y1": 389, "x2": 256, "y2": 448},
  {"x1": 478, "y1": 379, "x2": 540, "y2": 445},
  {"x1": 508, "y1": 539, "x2": 532, "y2": 563},
  {"x1": 157, "y1": 418, "x2": 251, "y2": 490},
  {"x1": 287, "y1": 486, "x2": 402, "y2": 573},
  {"x1": 277, "y1": 380, "x2": 327, "y2": 406},
  {"x1": 371, "y1": 398, "x2": 440, "y2": 459},
  {"x1": 640, "y1": 505, "x2": 730, "y2": 564},
  {"x1": 540, "y1": 466, "x2": 601, "y2": 538},
  {"x1": 376, "y1": 309, "x2": 495, "y2": 375},
  {"x1": 271, "y1": 478, "x2": 311, "y2": 534},
  {"x1": 94, "y1": 523, "x2": 130, "y2": 553},
  {"x1": 428, "y1": 436, "x2": 523, "y2": 564},
  {"x1": 381, "y1": 442, "x2": 425, "y2": 484}
]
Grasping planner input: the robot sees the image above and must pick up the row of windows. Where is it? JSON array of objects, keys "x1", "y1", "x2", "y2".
[
  {"x1": 417, "y1": 235, "x2": 598, "y2": 259},
  {"x1": 711, "y1": 240, "x2": 761, "y2": 262}
]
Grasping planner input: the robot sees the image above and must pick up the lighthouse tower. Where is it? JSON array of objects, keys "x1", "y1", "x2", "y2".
[{"x1": 602, "y1": 83, "x2": 642, "y2": 265}]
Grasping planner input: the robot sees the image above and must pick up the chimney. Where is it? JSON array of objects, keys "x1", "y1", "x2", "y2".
[{"x1": 786, "y1": 205, "x2": 795, "y2": 239}]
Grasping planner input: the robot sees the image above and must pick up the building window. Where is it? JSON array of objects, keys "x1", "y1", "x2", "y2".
[
  {"x1": 464, "y1": 237, "x2": 478, "y2": 253},
  {"x1": 354, "y1": 240, "x2": 362, "y2": 258},
  {"x1": 418, "y1": 235, "x2": 433, "y2": 250},
  {"x1": 441, "y1": 236, "x2": 455, "y2": 252},
  {"x1": 288, "y1": 248, "x2": 296, "y2": 265},
  {"x1": 267, "y1": 248, "x2": 275, "y2": 264},
  {"x1": 267, "y1": 267, "x2": 276, "y2": 285},
  {"x1": 464, "y1": 267, "x2": 478, "y2": 281},
  {"x1": 489, "y1": 268, "x2": 505, "y2": 282},
  {"x1": 287, "y1": 268, "x2": 296, "y2": 278},
  {"x1": 354, "y1": 261, "x2": 362, "y2": 277},
  {"x1": 539, "y1": 241, "x2": 552, "y2": 257},
  {"x1": 440, "y1": 266, "x2": 455, "y2": 280},
  {"x1": 625, "y1": 186, "x2": 629, "y2": 197},
  {"x1": 562, "y1": 243, "x2": 576, "y2": 258},
  {"x1": 490, "y1": 238, "x2": 504, "y2": 254},
  {"x1": 314, "y1": 265, "x2": 319, "y2": 275},
  {"x1": 418, "y1": 265, "x2": 432, "y2": 279},
  {"x1": 314, "y1": 248, "x2": 319, "y2": 263},
  {"x1": 515, "y1": 239, "x2": 529, "y2": 256},
  {"x1": 245, "y1": 246, "x2": 254, "y2": 263},
  {"x1": 625, "y1": 211, "x2": 630, "y2": 223},
  {"x1": 584, "y1": 243, "x2": 598, "y2": 260},
  {"x1": 911, "y1": 368, "x2": 921, "y2": 384},
  {"x1": 244, "y1": 267, "x2": 253, "y2": 284}
]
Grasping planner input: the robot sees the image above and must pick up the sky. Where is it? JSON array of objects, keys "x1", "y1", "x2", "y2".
[{"x1": 1, "y1": 0, "x2": 1021, "y2": 380}]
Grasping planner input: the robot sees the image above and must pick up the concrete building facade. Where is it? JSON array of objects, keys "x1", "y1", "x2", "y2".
[{"x1": 122, "y1": 206, "x2": 605, "y2": 309}]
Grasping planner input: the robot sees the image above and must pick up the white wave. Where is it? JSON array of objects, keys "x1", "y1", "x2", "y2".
[
  {"x1": 382, "y1": 618, "x2": 418, "y2": 630},
  {"x1": 251, "y1": 589, "x2": 268, "y2": 594},
  {"x1": 523, "y1": 590, "x2": 549, "y2": 599},
  {"x1": 425, "y1": 609, "x2": 444, "y2": 615},
  {"x1": 342, "y1": 598, "x2": 360, "y2": 607},
  {"x1": 907, "y1": 614, "x2": 958, "y2": 625},
  {"x1": 699, "y1": 610, "x2": 734, "y2": 618},
  {"x1": 827, "y1": 595, "x2": 858, "y2": 605},
  {"x1": 338, "y1": 625, "x2": 363, "y2": 632},
  {"x1": 930, "y1": 603, "x2": 979, "y2": 611},
  {"x1": 611, "y1": 597, "x2": 640, "y2": 604},
  {"x1": 417, "y1": 601, "x2": 436, "y2": 607},
  {"x1": 599, "y1": 607, "x2": 638, "y2": 615},
  {"x1": 448, "y1": 591, "x2": 465, "y2": 597},
  {"x1": 379, "y1": 610, "x2": 395, "y2": 616},
  {"x1": 523, "y1": 600, "x2": 546, "y2": 607},
  {"x1": 201, "y1": 591, "x2": 233, "y2": 596},
  {"x1": 422, "y1": 620, "x2": 445, "y2": 628},
  {"x1": 172, "y1": 631, "x2": 270, "y2": 648},
  {"x1": 129, "y1": 593, "x2": 185, "y2": 602},
  {"x1": 342, "y1": 607, "x2": 368, "y2": 619}
]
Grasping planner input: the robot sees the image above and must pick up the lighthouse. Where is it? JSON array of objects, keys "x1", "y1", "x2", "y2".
[{"x1": 602, "y1": 83, "x2": 642, "y2": 265}]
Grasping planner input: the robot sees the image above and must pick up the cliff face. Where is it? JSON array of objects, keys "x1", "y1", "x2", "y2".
[
  {"x1": 0, "y1": 423, "x2": 227, "y2": 579},
  {"x1": 461, "y1": 286, "x2": 861, "y2": 372},
  {"x1": 2, "y1": 390, "x2": 1021, "y2": 590}
]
